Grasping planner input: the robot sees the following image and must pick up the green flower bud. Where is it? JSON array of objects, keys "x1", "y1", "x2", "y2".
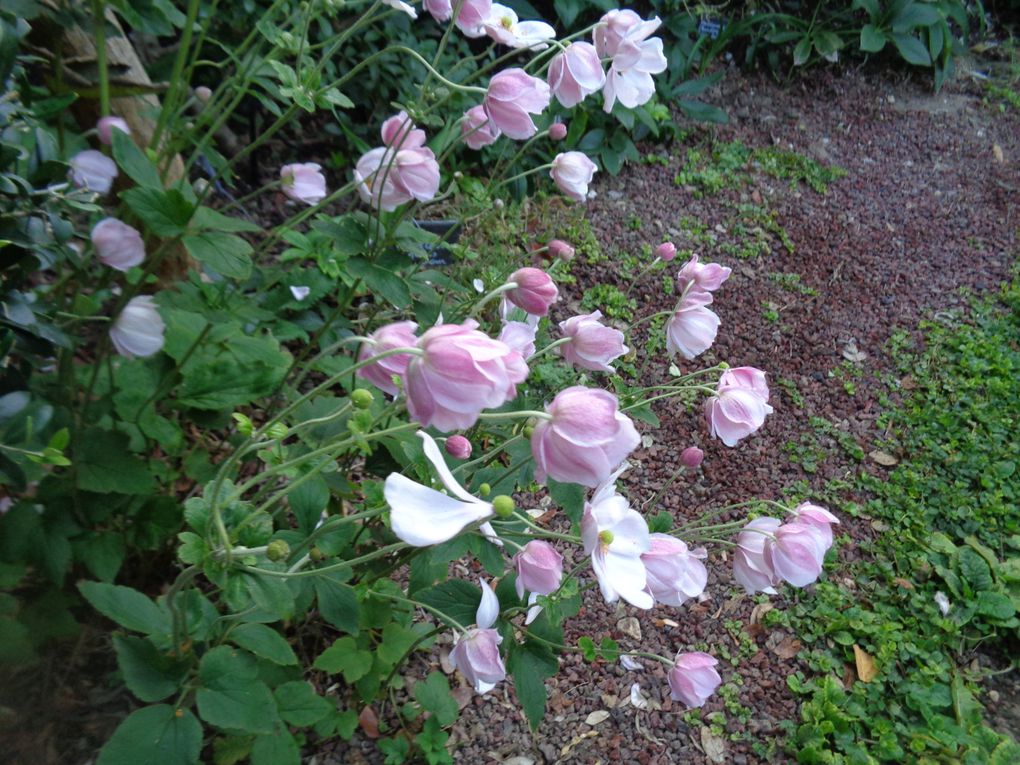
[
  {"x1": 266, "y1": 540, "x2": 291, "y2": 561},
  {"x1": 523, "y1": 425, "x2": 535, "y2": 438},
  {"x1": 351, "y1": 389, "x2": 374, "y2": 409},
  {"x1": 267, "y1": 423, "x2": 289, "y2": 440},
  {"x1": 492, "y1": 495, "x2": 514, "y2": 518},
  {"x1": 232, "y1": 412, "x2": 254, "y2": 437},
  {"x1": 309, "y1": 546, "x2": 324, "y2": 561},
  {"x1": 718, "y1": 361, "x2": 730, "y2": 370},
  {"x1": 478, "y1": 483, "x2": 492, "y2": 497}
]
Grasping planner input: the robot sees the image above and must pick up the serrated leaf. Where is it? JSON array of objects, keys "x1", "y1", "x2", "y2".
[
  {"x1": 183, "y1": 232, "x2": 253, "y2": 279},
  {"x1": 196, "y1": 646, "x2": 278, "y2": 733},
  {"x1": 230, "y1": 623, "x2": 298, "y2": 666},
  {"x1": 111, "y1": 129, "x2": 162, "y2": 188},
  {"x1": 78, "y1": 581, "x2": 170, "y2": 635},
  {"x1": 251, "y1": 730, "x2": 299, "y2": 765},
  {"x1": 314, "y1": 636, "x2": 373, "y2": 682},
  {"x1": 418, "y1": 580, "x2": 480, "y2": 628},
  {"x1": 122, "y1": 187, "x2": 194, "y2": 236},
  {"x1": 96, "y1": 704, "x2": 202, "y2": 765},
  {"x1": 273, "y1": 681, "x2": 332, "y2": 726},
  {"x1": 975, "y1": 591, "x2": 1015, "y2": 620},
  {"x1": 413, "y1": 671, "x2": 459, "y2": 726},
  {"x1": 314, "y1": 573, "x2": 360, "y2": 635},
  {"x1": 113, "y1": 634, "x2": 185, "y2": 702},
  {"x1": 508, "y1": 642, "x2": 557, "y2": 730}
]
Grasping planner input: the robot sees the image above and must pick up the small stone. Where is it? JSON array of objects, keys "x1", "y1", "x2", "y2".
[{"x1": 617, "y1": 617, "x2": 642, "y2": 640}]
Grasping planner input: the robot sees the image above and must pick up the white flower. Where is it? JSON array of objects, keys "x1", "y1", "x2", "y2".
[
  {"x1": 483, "y1": 4, "x2": 555, "y2": 49},
  {"x1": 934, "y1": 591, "x2": 951, "y2": 616},
  {"x1": 109, "y1": 296, "x2": 165, "y2": 358},
  {"x1": 382, "y1": 0, "x2": 417, "y2": 17},
  {"x1": 602, "y1": 23, "x2": 667, "y2": 113}
]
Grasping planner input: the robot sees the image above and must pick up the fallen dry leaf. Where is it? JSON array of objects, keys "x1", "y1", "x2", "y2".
[
  {"x1": 842, "y1": 340, "x2": 867, "y2": 363},
  {"x1": 869, "y1": 450, "x2": 898, "y2": 466},
  {"x1": 629, "y1": 683, "x2": 659, "y2": 711},
  {"x1": 584, "y1": 710, "x2": 610, "y2": 726},
  {"x1": 700, "y1": 726, "x2": 728, "y2": 764},
  {"x1": 559, "y1": 731, "x2": 598, "y2": 759},
  {"x1": 993, "y1": 143, "x2": 1004, "y2": 164},
  {"x1": 853, "y1": 645, "x2": 878, "y2": 683},
  {"x1": 750, "y1": 602, "x2": 774, "y2": 624},
  {"x1": 358, "y1": 705, "x2": 380, "y2": 738},
  {"x1": 772, "y1": 636, "x2": 802, "y2": 659},
  {"x1": 893, "y1": 577, "x2": 914, "y2": 590}
]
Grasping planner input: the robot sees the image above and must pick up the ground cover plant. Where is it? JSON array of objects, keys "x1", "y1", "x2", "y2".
[{"x1": 0, "y1": 1, "x2": 853, "y2": 763}]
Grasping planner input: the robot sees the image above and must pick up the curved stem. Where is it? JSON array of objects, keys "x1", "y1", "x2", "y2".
[
  {"x1": 528, "y1": 337, "x2": 570, "y2": 363},
  {"x1": 477, "y1": 409, "x2": 551, "y2": 422}
]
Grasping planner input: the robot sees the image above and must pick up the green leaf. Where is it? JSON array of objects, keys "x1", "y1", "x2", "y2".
[
  {"x1": 78, "y1": 581, "x2": 170, "y2": 635},
  {"x1": 75, "y1": 428, "x2": 157, "y2": 495},
  {"x1": 96, "y1": 704, "x2": 202, "y2": 765},
  {"x1": 314, "y1": 636, "x2": 373, "y2": 682},
  {"x1": 230, "y1": 623, "x2": 298, "y2": 666},
  {"x1": 273, "y1": 681, "x2": 332, "y2": 726},
  {"x1": 314, "y1": 574, "x2": 360, "y2": 635},
  {"x1": 975, "y1": 591, "x2": 1015, "y2": 620},
  {"x1": 793, "y1": 35, "x2": 812, "y2": 66},
  {"x1": 346, "y1": 257, "x2": 411, "y2": 309},
  {"x1": 122, "y1": 188, "x2": 194, "y2": 236},
  {"x1": 251, "y1": 730, "x2": 299, "y2": 765},
  {"x1": 243, "y1": 573, "x2": 295, "y2": 620},
  {"x1": 418, "y1": 580, "x2": 480, "y2": 628},
  {"x1": 191, "y1": 206, "x2": 261, "y2": 233},
  {"x1": 958, "y1": 548, "x2": 994, "y2": 592},
  {"x1": 77, "y1": 531, "x2": 126, "y2": 582},
  {"x1": 892, "y1": 2, "x2": 942, "y2": 32},
  {"x1": 113, "y1": 635, "x2": 185, "y2": 702},
  {"x1": 413, "y1": 671, "x2": 459, "y2": 726},
  {"x1": 379, "y1": 736, "x2": 411, "y2": 764},
  {"x1": 183, "y1": 232, "x2": 253, "y2": 280},
  {"x1": 891, "y1": 33, "x2": 932, "y2": 66},
  {"x1": 508, "y1": 642, "x2": 557, "y2": 731},
  {"x1": 290, "y1": 473, "x2": 329, "y2": 534},
  {"x1": 111, "y1": 129, "x2": 162, "y2": 188},
  {"x1": 377, "y1": 622, "x2": 419, "y2": 667},
  {"x1": 212, "y1": 735, "x2": 254, "y2": 765},
  {"x1": 196, "y1": 646, "x2": 278, "y2": 733},
  {"x1": 860, "y1": 24, "x2": 887, "y2": 53},
  {"x1": 547, "y1": 478, "x2": 585, "y2": 526}
]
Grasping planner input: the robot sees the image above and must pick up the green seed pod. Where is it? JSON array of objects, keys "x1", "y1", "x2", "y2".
[
  {"x1": 267, "y1": 423, "x2": 289, "y2": 440},
  {"x1": 478, "y1": 483, "x2": 492, "y2": 497},
  {"x1": 309, "y1": 546, "x2": 324, "y2": 561},
  {"x1": 492, "y1": 495, "x2": 515, "y2": 518},
  {"x1": 266, "y1": 540, "x2": 291, "y2": 562},
  {"x1": 351, "y1": 389, "x2": 374, "y2": 409}
]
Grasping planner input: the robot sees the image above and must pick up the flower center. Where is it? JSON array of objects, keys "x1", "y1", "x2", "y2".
[{"x1": 598, "y1": 530, "x2": 614, "y2": 547}]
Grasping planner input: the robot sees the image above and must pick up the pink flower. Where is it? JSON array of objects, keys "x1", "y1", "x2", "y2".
[
  {"x1": 655, "y1": 242, "x2": 677, "y2": 262},
  {"x1": 91, "y1": 218, "x2": 145, "y2": 271},
  {"x1": 507, "y1": 267, "x2": 558, "y2": 316},
  {"x1": 603, "y1": 35, "x2": 667, "y2": 112},
  {"x1": 96, "y1": 116, "x2": 130, "y2": 146},
  {"x1": 677, "y1": 253, "x2": 732, "y2": 294},
  {"x1": 195, "y1": 86, "x2": 213, "y2": 103},
  {"x1": 455, "y1": 0, "x2": 492, "y2": 35},
  {"x1": 483, "y1": 4, "x2": 555, "y2": 49},
  {"x1": 385, "y1": 431, "x2": 495, "y2": 546},
  {"x1": 392, "y1": 147, "x2": 442, "y2": 201},
  {"x1": 110, "y1": 296, "x2": 165, "y2": 358},
  {"x1": 593, "y1": 9, "x2": 660, "y2": 58},
  {"x1": 357, "y1": 320, "x2": 419, "y2": 396},
  {"x1": 558, "y1": 310, "x2": 628, "y2": 373},
  {"x1": 581, "y1": 467, "x2": 653, "y2": 608},
  {"x1": 668, "y1": 652, "x2": 721, "y2": 708},
  {"x1": 484, "y1": 69, "x2": 551, "y2": 141},
  {"x1": 462, "y1": 105, "x2": 501, "y2": 150},
  {"x1": 549, "y1": 122, "x2": 568, "y2": 141},
  {"x1": 381, "y1": 111, "x2": 427, "y2": 150},
  {"x1": 765, "y1": 522, "x2": 826, "y2": 587},
  {"x1": 680, "y1": 446, "x2": 704, "y2": 468},
  {"x1": 665, "y1": 290, "x2": 720, "y2": 360},
  {"x1": 514, "y1": 540, "x2": 564, "y2": 598},
  {"x1": 423, "y1": 0, "x2": 452, "y2": 21},
  {"x1": 705, "y1": 367, "x2": 773, "y2": 447},
  {"x1": 548, "y1": 239, "x2": 575, "y2": 259},
  {"x1": 449, "y1": 581, "x2": 505, "y2": 694},
  {"x1": 790, "y1": 502, "x2": 840, "y2": 550},
  {"x1": 354, "y1": 145, "x2": 441, "y2": 211},
  {"x1": 548, "y1": 42, "x2": 606, "y2": 108},
  {"x1": 280, "y1": 163, "x2": 327, "y2": 204},
  {"x1": 733, "y1": 517, "x2": 781, "y2": 594},
  {"x1": 69, "y1": 150, "x2": 118, "y2": 194},
  {"x1": 550, "y1": 151, "x2": 597, "y2": 202},
  {"x1": 445, "y1": 435, "x2": 473, "y2": 460},
  {"x1": 642, "y1": 534, "x2": 707, "y2": 606},
  {"x1": 405, "y1": 320, "x2": 528, "y2": 431},
  {"x1": 531, "y1": 386, "x2": 640, "y2": 488},
  {"x1": 498, "y1": 320, "x2": 537, "y2": 359}
]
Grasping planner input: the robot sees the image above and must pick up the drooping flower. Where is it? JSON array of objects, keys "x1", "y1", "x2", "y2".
[
  {"x1": 69, "y1": 150, "x2": 118, "y2": 194},
  {"x1": 790, "y1": 502, "x2": 840, "y2": 550},
  {"x1": 110, "y1": 296, "x2": 165, "y2": 358},
  {"x1": 462, "y1": 105, "x2": 501, "y2": 150},
  {"x1": 733, "y1": 517, "x2": 781, "y2": 594},
  {"x1": 677, "y1": 253, "x2": 732, "y2": 294},
  {"x1": 665, "y1": 290, "x2": 719, "y2": 360},
  {"x1": 581, "y1": 465, "x2": 652, "y2": 608},
  {"x1": 381, "y1": 111, "x2": 427, "y2": 150},
  {"x1": 549, "y1": 122, "x2": 568, "y2": 141},
  {"x1": 498, "y1": 320, "x2": 538, "y2": 359},
  {"x1": 705, "y1": 367, "x2": 774, "y2": 447},
  {"x1": 356, "y1": 320, "x2": 419, "y2": 397},
  {"x1": 384, "y1": 431, "x2": 494, "y2": 546},
  {"x1": 506, "y1": 267, "x2": 558, "y2": 316},
  {"x1": 655, "y1": 241, "x2": 677, "y2": 262},
  {"x1": 483, "y1": 69, "x2": 551, "y2": 141},
  {"x1": 558, "y1": 310, "x2": 628, "y2": 373},
  {"x1": 593, "y1": 9, "x2": 660, "y2": 58},
  {"x1": 514, "y1": 540, "x2": 564, "y2": 598},
  {"x1": 548, "y1": 239, "x2": 575, "y2": 260},
  {"x1": 449, "y1": 580, "x2": 506, "y2": 693},
  {"x1": 641, "y1": 534, "x2": 708, "y2": 606},
  {"x1": 603, "y1": 34, "x2": 667, "y2": 112},
  {"x1": 764, "y1": 522, "x2": 826, "y2": 587},
  {"x1": 404, "y1": 320, "x2": 528, "y2": 431},
  {"x1": 382, "y1": 0, "x2": 418, "y2": 18},
  {"x1": 668, "y1": 652, "x2": 722, "y2": 708},
  {"x1": 548, "y1": 42, "x2": 606, "y2": 108},
  {"x1": 680, "y1": 446, "x2": 704, "y2": 468},
  {"x1": 354, "y1": 143, "x2": 441, "y2": 212},
  {"x1": 445, "y1": 435, "x2": 473, "y2": 460},
  {"x1": 483, "y1": 4, "x2": 556, "y2": 49},
  {"x1": 550, "y1": 151, "x2": 597, "y2": 202},
  {"x1": 96, "y1": 116, "x2": 130, "y2": 146},
  {"x1": 280, "y1": 163, "x2": 328, "y2": 205},
  {"x1": 455, "y1": 0, "x2": 492, "y2": 35},
  {"x1": 90, "y1": 218, "x2": 145, "y2": 271},
  {"x1": 531, "y1": 386, "x2": 640, "y2": 488}
]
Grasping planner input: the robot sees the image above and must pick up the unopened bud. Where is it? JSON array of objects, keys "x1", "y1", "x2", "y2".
[
  {"x1": 195, "y1": 86, "x2": 213, "y2": 103},
  {"x1": 478, "y1": 483, "x2": 492, "y2": 496},
  {"x1": 718, "y1": 361, "x2": 730, "y2": 370},
  {"x1": 492, "y1": 495, "x2": 514, "y2": 518},
  {"x1": 351, "y1": 389, "x2": 374, "y2": 409},
  {"x1": 445, "y1": 435, "x2": 472, "y2": 460},
  {"x1": 549, "y1": 122, "x2": 568, "y2": 141},
  {"x1": 310, "y1": 546, "x2": 324, "y2": 561},
  {"x1": 266, "y1": 540, "x2": 290, "y2": 561},
  {"x1": 267, "y1": 422, "x2": 289, "y2": 440},
  {"x1": 523, "y1": 425, "x2": 535, "y2": 438},
  {"x1": 548, "y1": 239, "x2": 575, "y2": 261},
  {"x1": 232, "y1": 412, "x2": 254, "y2": 437},
  {"x1": 655, "y1": 241, "x2": 677, "y2": 262},
  {"x1": 193, "y1": 178, "x2": 210, "y2": 195},
  {"x1": 680, "y1": 446, "x2": 704, "y2": 468},
  {"x1": 493, "y1": 199, "x2": 505, "y2": 209}
]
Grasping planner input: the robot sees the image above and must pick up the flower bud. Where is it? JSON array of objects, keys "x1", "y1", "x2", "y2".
[
  {"x1": 507, "y1": 268, "x2": 558, "y2": 316},
  {"x1": 680, "y1": 446, "x2": 704, "y2": 468},
  {"x1": 445, "y1": 435, "x2": 473, "y2": 460},
  {"x1": 549, "y1": 122, "x2": 568, "y2": 141},
  {"x1": 195, "y1": 86, "x2": 213, "y2": 103},
  {"x1": 96, "y1": 116, "x2": 131, "y2": 146},
  {"x1": 513, "y1": 540, "x2": 564, "y2": 598},
  {"x1": 266, "y1": 423, "x2": 289, "y2": 440},
  {"x1": 655, "y1": 241, "x2": 677, "y2": 262},
  {"x1": 266, "y1": 540, "x2": 291, "y2": 561},
  {"x1": 478, "y1": 483, "x2": 492, "y2": 496},
  {"x1": 351, "y1": 389, "x2": 374, "y2": 409},
  {"x1": 310, "y1": 546, "x2": 325, "y2": 561},
  {"x1": 548, "y1": 239, "x2": 575, "y2": 260},
  {"x1": 492, "y1": 495, "x2": 515, "y2": 518},
  {"x1": 232, "y1": 413, "x2": 254, "y2": 437}
]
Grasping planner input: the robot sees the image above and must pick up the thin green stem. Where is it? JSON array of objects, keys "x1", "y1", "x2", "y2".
[
  {"x1": 151, "y1": 0, "x2": 201, "y2": 151},
  {"x1": 528, "y1": 337, "x2": 570, "y2": 363},
  {"x1": 91, "y1": 0, "x2": 110, "y2": 117}
]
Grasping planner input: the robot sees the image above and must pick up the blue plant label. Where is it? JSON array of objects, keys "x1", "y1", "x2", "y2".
[{"x1": 698, "y1": 18, "x2": 722, "y2": 39}]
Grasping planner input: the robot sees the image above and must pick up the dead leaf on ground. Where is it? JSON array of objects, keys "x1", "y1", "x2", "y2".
[
  {"x1": 585, "y1": 710, "x2": 611, "y2": 726},
  {"x1": 899, "y1": 375, "x2": 917, "y2": 390},
  {"x1": 869, "y1": 450, "x2": 898, "y2": 466},
  {"x1": 772, "y1": 636, "x2": 802, "y2": 659},
  {"x1": 452, "y1": 686, "x2": 473, "y2": 710},
  {"x1": 853, "y1": 645, "x2": 878, "y2": 683},
  {"x1": 358, "y1": 705, "x2": 380, "y2": 738},
  {"x1": 700, "y1": 726, "x2": 728, "y2": 764},
  {"x1": 893, "y1": 577, "x2": 914, "y2": 590},
  {"x1": 559, "y1": 731, "x2": 598, "y2": 759},
  {"x1": 993, "y1": 143, "x2": 1004, "y2": 163},
  {"x1": 629, "y1": 683, "x2": 659, "y2": 711},
  {"x1": 842, "y1": 340, "x2": 867, "y2": 363},
  {"x1": 750, "y1": 602, "x2": 774, "y2": 624},
  {"x1": 842, "y1": 664, "x2": 856, "y2": 690}
]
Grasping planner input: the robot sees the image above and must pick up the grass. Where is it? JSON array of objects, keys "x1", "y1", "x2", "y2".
[{"x1": 771, "y1": 278, "x2": 1020, "y2": 763}]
